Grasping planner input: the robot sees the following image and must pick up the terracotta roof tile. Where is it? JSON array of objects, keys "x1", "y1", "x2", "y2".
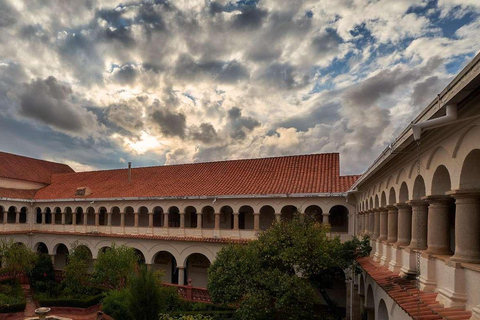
[
  {"x1": 358, "y1": 257, "x2": 472, "y2": 320},
  {"x1": 0, "y1": 187, "x2": 36, "y2": 199},
  {"x1": 34, "y1": 153, "x2": 361, "y2": 200},
  {"x1": 0, "y1": 151, "x2": 74, "y2": 184}
]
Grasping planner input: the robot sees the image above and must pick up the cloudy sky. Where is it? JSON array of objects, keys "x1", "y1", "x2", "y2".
[{"x1": 0, "y1": 0, "x2": 479, "y2": 174}]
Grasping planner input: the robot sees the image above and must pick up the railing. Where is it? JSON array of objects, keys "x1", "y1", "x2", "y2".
[
  {"x1": 0, "y1": 271, "x2": 29, "y2": 284},
  {"x1": 163, "y1": 280, "x2": 211, "y2": 303}
]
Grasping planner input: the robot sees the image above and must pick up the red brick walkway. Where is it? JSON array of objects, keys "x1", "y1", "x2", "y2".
[{"x1": 358, "y1": 257, "x2": 472, "y2": 320}]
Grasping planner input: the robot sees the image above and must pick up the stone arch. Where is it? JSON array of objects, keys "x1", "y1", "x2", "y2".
[
  {"x1": 152, "y1": 251, "x2": 178, "y2": 284},
  {"x1": 305, "y1": 205, "x2": 323, "y2": 223},
  {"x1": 111, "y1": 206, "x2": 121, "y2": 226},
  {"x1": 153, "y1": 206, "x2": 164, "y2": 227},
  {"x1": 412, "y1": 175, "x2": 426, "y2": 200},
  {"x1": 64, "y1": 207, "x2": 73, "y2": 225},
  {"x1": 184, "y1": 253, "x2": 211, "y2": 288},
  {"x1": 53, "y1": 207, "x2": 62, "y2": 224},
  {"x1": 168, "y1": 206, "x2": 181, "y2": 228},
  {"x1": 124, "y1": 206, "x2": 135, "y2": 227},
  {"x1": 396, "y1": 168, "x2": 407, "y2": 185},
  {"x1": 75, "y1": 207, "x2": 84, "y2": 225},
  {"x1": 98, "y1": 207, "x2": 108, "y2": 226},
  {"x1": 453, "y1": 125, "x2": 480, "y2": 158},
  {"x1": 220, "y1": 205, "x2": 233, "y2": 229},
  {"x1": 385, "y1": 176, "x2": 394, "y2": 188},
  {"x1": 44, "y1": 207, "x2": 52, "y2": 224},
  {"x1": 359, "y1": 274, "x2": 365, "y2": 297},
  {"x1": 238, "y1": 205, "x2": 254, "y2": 230},
  {"x1": 329, "y1": 205, "x2": 349, "y2": 233},
  {"x1": 35, "y1": 207, "x2": 42, "y2": 224},
  {"x1": 365, "y1": 284, "x2": 374, "y2": 315},
  {"x1": 122, "y1": 241, "x2": 149, "y2": 263},
  {"x1": 86, "y1": 206, "x2": 95, "y2": 225},
  {"x1": 201, "y1": 206, "x2": 215, "y2": 229},
  {"x1": 459, "y1": 149, "x2": 480, "y2": 189},
  {"x1": 34, "y1": 242, "x2": 49, "y2": 254},
  {"x1": 388, "y1": 187, "x2": 396, "y2": 205},
  {"x1": 380, "y1": 192, "x2": 387, "y2": 207},
  {"x1": 134, "y1": 248, "x2": 146, "y2": 265},
  {"x1": 260, "y1": 205, "x2": 275, "y2": 230},
  {"x1": 399, "y1": 182, "x2": 409, "y2": 203},
  {"x1": 281, "y1": 205, "x2": 297, "y2": 221},
  {"x1": 378, "y1": 299, "x2": 389, "y2": 320},
  {"x1": 54, "y1": 243, "x2": 69, "y2": 270},
  {"x1": 185, "y1": 206, "x2": 198, "y2": 228},
  {"x1": 426, "y1": 146, "x2": 451, "y2": 170},
  {"x1": 431, "y1": 165, "x2": 451, "y2": 195},
  {"x1": 138, "y1": 206, "x2": 149, "y2": 227},
  {"x1": 180, "y1": 246, "x2": 215, "y2": 268}
]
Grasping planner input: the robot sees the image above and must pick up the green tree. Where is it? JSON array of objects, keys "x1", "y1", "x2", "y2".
[
  {"x1": 208, "y1": 215, "x2": 371, "y2": 320},
  {"x1": 28, "y1": 253, "x2": 56, "y2": 295},
  {"x1": 0, "y1": 240, "x2": 36, "y2": 287},
  {"x1": 63, "y1": 242, "x2": 92, "y2": 296},
  {"x1": 92, "y1": 243, "x2": 137, "y2": 289},
  {"x1": 128, "y1": 266, "x2": 163, "y2": 320}
]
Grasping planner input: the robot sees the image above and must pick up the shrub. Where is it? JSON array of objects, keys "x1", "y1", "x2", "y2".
[
  {"x1": 0, "y1": 281, "x2": 26, "y2": 313},
  {"x1": 128, "y1": 267, "x2": 163, "y2": 320},
  {"x1": 102, "y1": 289, "x2": 134, "y2": 320},
  {"x1": 28, "y1": 254, "x2": 56, "y2": 294}
]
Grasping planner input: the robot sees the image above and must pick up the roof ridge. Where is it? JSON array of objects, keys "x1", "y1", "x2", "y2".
[
  {"x1": 51, "y1": 152, "x2": 341, "y2": 176},
  {"x1": 0, "y1": 150, "x2": 71, "y2": 168}
]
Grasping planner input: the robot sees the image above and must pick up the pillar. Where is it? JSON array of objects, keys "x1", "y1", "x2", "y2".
[
  {"x1": 177, "y1": 266, "x2": 185, "y2": 286},
  {"x1": 83, "y1": 212, "x2": 87, "y2": 226},
  {"x1": 120, "y1": 212, "x2": 125, "y2": 227},
  {"x1": 423, "y1": 195, "x2": 453, "y2": 255},
  {"x1": 378, "y1": 208, "x2": 388, "y2": 242},
  {"x1": 373, "y1": 209, "x2": 380, "y2": 239},
  {"x1": 363, "y1": 213, "x2": 368, "y2": 235},
  {"x1": 322, "y1": 212, "x2": 330, "y2": 224},
  {"x1": 254, "y1": 212, "x2": 260, "y2": 231},
  {"x1": 214, "y1": 212, "x2": 221, "y2": 230},
  {"x1": 179, "y1": 211, "x2": 185, "y2": 228},
  {"x1": 407, "y1": 200, "x2": 428, "y2": 250},
  {"x1": 163, "y1": 212, "x2": 169, "y2": 228},
  {"x1": 197, "y1": 213, "x2": 203, "y2": 229},
  {"x1": 42, "y1": 211, "x2": 46, "y2": 225},
  {"x1": 233, "y1": 212, "x2": 239, "y2": 230},
  {"x1": 275, "y1": 212, "x2": 281, "y2": 222},
  {"x1": 394, "y1": 203, "x2": 412, "y2": 247},
  {"x1": 386, "y1": 205, "x2": 398, "y2": 244},
  {"x1": 134, "y1": 212, "x2": 138, "y2": 227},
  {"x1": 15, "y1": 211, "x2": 20, "y2": 224},
  {"x1": 108, "y1": 211, "x2": 112, "y2": 226},
  {"x1": 73, "y1": 212, "x2": 77, "y2": 225},
  {"x1": 369, "y1": 210, "x2": 374, "y2": 235},
  {"x1": 95, "y1": 211, "x2": 100, "y2": 226},
  {"x1": 447, "y1": 190, "x2": 480, "y2": 264},
  {"x1": 148, "y1": 212, "x2": 153, "y2": 228},
  {"x1": 2, "y1": 210, "x2": 6, "y2": 224},
  {"x1": 61, "y1": 212, "x2": 65, "y2": 225}
]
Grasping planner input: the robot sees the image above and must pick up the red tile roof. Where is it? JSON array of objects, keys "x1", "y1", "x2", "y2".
[
  {"x1": 0, "y1": 151, "x2": 74, "y2": 184},
  {"x1": 34, "y1": 153, "x2": 360, "y2": 200},
  {"x1": 0, "y1": 187, "x2": 37, "y2": 199},
  {"x1": 358, "y1": 257, "x2": 472, "y2": 320}
]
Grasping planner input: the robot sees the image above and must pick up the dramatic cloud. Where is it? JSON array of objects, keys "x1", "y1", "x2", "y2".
[
  {"x1": 16, "y1": 76, "x2": 100, "y2": 136},
  {"x1": 0, "y1": 0, "x2": 479, "y2": 173}
]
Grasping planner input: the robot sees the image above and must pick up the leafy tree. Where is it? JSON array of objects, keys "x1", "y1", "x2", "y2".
[
  {"x1": 208, "y1": 215, "x2": 371, "y2": 320},
  {"x1": 0, "y1": 240, "x2": 36, "y2": 286},
  {"x1": 128, "y1": 266, "x2": 163, "y2": 320},
  {"x1": 28, "y1": 253, "x2": 56, "y2": 294},
  {"x1": 63, "y1": 242, "x2": 92, "y2": 296},
  {"x1": 92, "y1": 243, "x2": 137, "y2": 289}
]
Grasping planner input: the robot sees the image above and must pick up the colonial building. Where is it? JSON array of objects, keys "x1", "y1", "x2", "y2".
[
  {"x1": 2, "y1": 55, "x2": 480, "y2": 320},
  {"x1": 0, "y1": 152, "x2": 357, "y2": 288},
  {"x1": 352, "y1": 53, "x2": 480, "y2": 320}
]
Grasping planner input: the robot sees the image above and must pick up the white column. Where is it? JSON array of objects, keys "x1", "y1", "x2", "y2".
[
  {"x1": 394, "y1": 203, "x2": 412, "y2": 247},
  {"x1": 214, "y1": 212, "x2": 221, "y2": 230},
  {"x1": 163, "y1": 212, "x2": 169, "y2": 228},
  {"x1": 148, "y1": 212, "x2": 153, "y2": 228},
  {"x1": 179, "y1": 211, "x2": 185, "y2": 228},
  {"x1": 322, "y1": 212, "x2": 330, "y2": 224},
  {"x1": 197, "y1": 213, "x2": 203, "y2": 229},
  {"x1": 275, "y1": 212, "x2": 281, "y2": 223},
  {"x1": 378, "y1": 208, "x2": 388, "y2": 242},
  {"x1": 253, "y1": 213, "x2": 260, "y2": 231},
  {"x1": 134, "y1": 212, "x2": 138, "y2": 227},
  {"x1": 386, "y1": 205, "x2": 398, "y2": 244},
  {"x1": 407, "y1": 200, "x2": 428, "y2": 251},
  {"x1": 233, "y1": 212, "x2": 239, "y2": 230},
  {"x1": 447, "y1": 190, "x2": 480, "y2": 264},
  {"x1": 423, "y1": 195, "x2": 453, "y2": 256},
  {"x1": 177, "y1": 266, "x2": 185, "y2": 286},
  {"x1": 61, "y1": 212, "x2": 65, "y2": 225}
]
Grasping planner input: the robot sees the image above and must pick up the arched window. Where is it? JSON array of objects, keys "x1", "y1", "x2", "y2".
[{"x1": 329, "y1": 205, "x2": 349, "y2": 233}]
